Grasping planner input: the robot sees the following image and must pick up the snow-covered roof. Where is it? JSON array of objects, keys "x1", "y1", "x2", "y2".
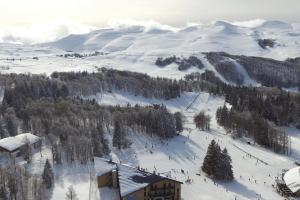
[
  {"x1": 118, "y1": 165, "x2": 150, "y2": 197},
  {"x1": 118, "y1": 164, "x2": 181, "y2": 197},
  {"x1": 0, "y1": 133, "x2": 40, "y2": 152},
  {"x1": 284, "y1": 166, "x2": 300, "y2": 193},
  {"x1": 95, "y1": 158, "x2": 181, "y2": 198},
  {"x1": 94, "y1": 157, "x2": 117, "y2": 176}
]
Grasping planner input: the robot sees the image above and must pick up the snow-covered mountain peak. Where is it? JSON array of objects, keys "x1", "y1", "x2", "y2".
[{"x1": 42, "y1": 20, "x2": 300, "y2": 60}]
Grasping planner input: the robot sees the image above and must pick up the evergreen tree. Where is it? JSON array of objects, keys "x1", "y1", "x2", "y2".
[
  {"x1": 220, "y1": 148, "x2": 234, "y2": 180},
  {"x1": 42, "y1": 159, "x2": 54, "y2": 189},
  {"x1": 202, "y1": 140, "x2": 234, "y2": 181},
  {"x1": 201, "y1": 140, "x2": 219, "y2": 176}
]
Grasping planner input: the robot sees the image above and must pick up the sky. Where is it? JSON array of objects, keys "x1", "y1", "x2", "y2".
[
  {"x1": 1, "y1": 0, "x2": 300, "y2": 27},
  {"x1": 0, "y1": 0, "x2": 299, "y2": 44}
]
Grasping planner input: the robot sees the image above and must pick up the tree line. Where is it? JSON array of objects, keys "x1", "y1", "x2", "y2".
[{"x1": 216, "y1": 105, "x2": 290, "y2": 154}]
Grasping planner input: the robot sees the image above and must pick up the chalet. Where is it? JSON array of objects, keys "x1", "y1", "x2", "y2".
[
  {"x1": 96, "y1": 158, "x2": 182, "y2": 200},
  {"x1": 276, "y1": 167, "x2": 300, "y2": 197},
  {"x1": 0, "y1": 133, "x2": 41, "y2": 157}
]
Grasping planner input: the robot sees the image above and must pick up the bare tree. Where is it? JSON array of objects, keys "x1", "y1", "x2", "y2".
[{"x1": 66, "y1": 186, "x2": 78, "y2": 200}]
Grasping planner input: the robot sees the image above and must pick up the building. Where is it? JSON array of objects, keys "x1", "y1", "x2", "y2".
[
  {"x1": 0, "y1": 133, "x2": 41, "y2": 157},
  {"x1": 276, "y1": 167, "x2": 300, "y2": 197},
  {"x1": 96, "y1": 158, "x2": 182, "y2": 200}
]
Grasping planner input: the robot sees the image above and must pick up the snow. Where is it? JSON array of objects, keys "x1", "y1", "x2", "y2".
[
  {"x1": 94, "y1": 157, "x2": 117, "y2": 176},
  {"x1": 86, "y1": 91, "x2": 201, "y2": 112},
  {"x1": 1, "y1": 20, "x2": 300, "y2": 81},
  {"x1": 6, "y1": 90, "x2": 298, "y2": 200},
  {"x1": 118, "y1": 164, "x2": 149, "y2": 197},
  {"x1": 0, "y1": 19, "x2": 300, "y2": 200},
  {"x1": 0, "y1": 133, "x2": 40, "y2": 152},
  {"x1": 97, "y1": 90, "x2": 298, "y2": 200},
  {"x1": 27, "y1": 145, "x2": 100, "y2": 200},
  {"x1": 51, "y1": 164, "x2": 99, "y2": 200},
  {"x1": 230, "y1": 59, "x2": 260, "y2": 86},
  {"x1": 283, "y1": 166, "x2": 300, "y2": 193}
]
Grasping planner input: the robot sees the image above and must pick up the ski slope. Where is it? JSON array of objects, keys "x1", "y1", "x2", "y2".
[
  {"x1": 11, "y1": 90, "x2": 300, "y2": 200},
  {"x1": 93, "y1": 91, "x2": 299, "y2": 200}
]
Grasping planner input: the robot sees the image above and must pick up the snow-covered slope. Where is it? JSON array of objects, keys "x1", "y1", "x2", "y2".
[
  {"x1": 20, "y1": 91, "x2": 300, "y2": 200},
  {"x1": 92, "y1": 91, "x2": 298, "y2": 200},
  {"x1": 47, "y1": 20, "x2": 300, "y2": 60}
]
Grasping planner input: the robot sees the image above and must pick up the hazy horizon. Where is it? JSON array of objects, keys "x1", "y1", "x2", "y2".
[
  {"x1": 1, "y1": 0, "x2": 300, "y2": 28},
  {"x1": 1, "y1": 0, "x2": 300, "y2": 44}
]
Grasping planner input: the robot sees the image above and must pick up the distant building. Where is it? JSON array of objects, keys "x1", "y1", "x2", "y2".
[
  {"x1": 0, "y1": 133, "x2": 41, "y2": 157},
  {"x1": 96, "y1": 158, "x2": 182, "y2": 200},
  {"x1": 276, "y1": 167, "x2": 300, "y2": 197}
]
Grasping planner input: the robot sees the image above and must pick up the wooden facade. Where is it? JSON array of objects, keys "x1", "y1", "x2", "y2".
[
  {"x1": 97, "y1": 170, "x2": 119, "y2": 188},
  {"x1": 122, "y1": 178, "x2": 181, "y2": 200}
]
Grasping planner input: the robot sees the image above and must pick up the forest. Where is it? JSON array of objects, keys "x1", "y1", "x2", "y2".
[{"x1": 205, "y1": 52, "x2": 300, "y2": 88}]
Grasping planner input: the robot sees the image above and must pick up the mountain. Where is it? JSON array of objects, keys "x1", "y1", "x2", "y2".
[{"x1": 47, "y1": 20, "x2": 300, "y2": 60}]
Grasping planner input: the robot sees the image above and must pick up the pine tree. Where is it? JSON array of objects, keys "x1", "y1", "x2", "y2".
[
  {"x1": 66, "y1": 186, "x2": 78, "y2": 200},
  {"x1": 202, "y1": 140, "x2": 234, "y2": 181},
  {"x1": 201, "y1": 140, "x2": 219, "y2": 176},
  {"x1": 42, "y1": 159, "x2": 54, "y2": 189},
  {"x1": 220, "y1": 148, "x2": 234, "y2": 180}
]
